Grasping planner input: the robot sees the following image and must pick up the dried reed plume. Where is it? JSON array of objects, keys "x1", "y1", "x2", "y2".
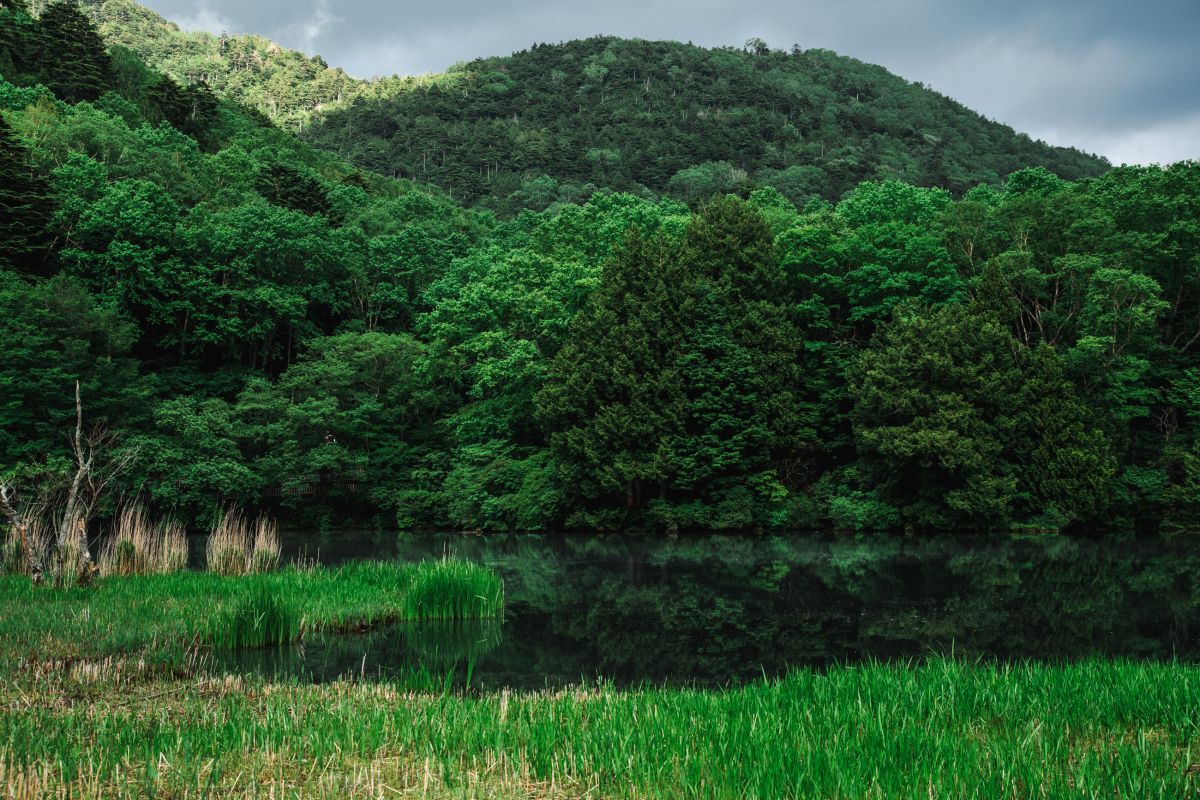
[
  {"x1": 1, "y1": 517, "x2": 52, "y2": 577},
  {"x1": 205, "y1": 509, "x2": 281, "y2": 575},
  {"x1": 98, "y1": 505, "x2": 188, "y2": 576}
]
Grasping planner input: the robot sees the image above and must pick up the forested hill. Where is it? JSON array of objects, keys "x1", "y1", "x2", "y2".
[
  {"x1": 304, "y1": 37, "x2": 1110, "y2": 210},
  {"x1": 26, "y1": 0, "x2": 389, "y2": 128},
  {"x1": 32, "y1": 0, "x2": 1109, "y2": 212}
]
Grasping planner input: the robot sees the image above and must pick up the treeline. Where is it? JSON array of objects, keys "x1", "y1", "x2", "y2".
[
  {"x1": 3, "y1": 3, "x2": 1199, "y2": 533},
  {"x1": 304, "y1": 37, "x2": 1110, "y2": 211}
]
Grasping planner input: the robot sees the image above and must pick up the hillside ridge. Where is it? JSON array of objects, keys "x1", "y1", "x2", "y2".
[{"x1": 44, "y1": 0, "x2": 1108, "y2": 209}]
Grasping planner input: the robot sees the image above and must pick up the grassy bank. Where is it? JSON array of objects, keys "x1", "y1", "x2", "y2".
[
  {"x1": 1, "y1": 563, "x2": 1196, "y2": 798},
  {"x1": 0, "y1": 559, "x2": 503, "y2": 665},
  {"x1": 0, "y1": 659, "x2": 1196, "y2": 797}
]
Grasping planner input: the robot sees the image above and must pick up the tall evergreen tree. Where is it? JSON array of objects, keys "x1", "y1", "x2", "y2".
[
  {"x1": 0, "y1": 0, "x2": 34, "y2": 80},
  {"x1": 255, "y1": 162, "x2": 334, "y2": 218},
  {"x1": 539, "y1": 198, "x2": 810, "y2": 528},
  {"x1": 148, "y1": 76, "x2": 220, "y2": 144},
  {"x1": 0, "y1": 114, "x2": 54, "y2": 274},
  {"x1": 35, "y1": 1, "x2": 112, "y2": 104}
]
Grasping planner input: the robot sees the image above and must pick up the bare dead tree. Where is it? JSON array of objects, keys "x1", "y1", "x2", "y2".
[
  {"x1": 0, "y1": 481, "x2": 32, "y2": 579},
  {"x1": 51, "y1": 382, "x2": 139, "y2": 585},
  {"x1": 2, "y1": 382, "x2": 138, "y2": 587}
]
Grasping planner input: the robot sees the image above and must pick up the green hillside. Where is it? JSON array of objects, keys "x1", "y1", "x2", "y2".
[
  {"x1": 26, "y1": 0, "x2": 389, "y2": 128},
  {"x1": 306, "y1": 37, "x2": 1111, "y2": 210},
  {"x1": 36, "y1": 1, "x2": 1108, "y2": 212}
]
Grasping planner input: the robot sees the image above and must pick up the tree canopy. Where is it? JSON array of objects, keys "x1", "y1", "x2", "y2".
[{"x1": 2, "y1": 0, "x2": 1198, "y2": 534}]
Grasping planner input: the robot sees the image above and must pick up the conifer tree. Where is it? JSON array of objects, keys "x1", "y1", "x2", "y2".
[
  {"x1": 35, "y1": 1, "x2": 112, "y2": 104},
  {"x1": 148, "y1": 77, "x2": 220, "y2": 143},
  {"x1": 0, "y1": 114, "x2": 54, "y2": 274},
  {"x1": 0, "y1": 0, "x2": 34, "y2": 80},
  {"x1": 255, "y1": 163, "x2": 334, "y2": 218}
]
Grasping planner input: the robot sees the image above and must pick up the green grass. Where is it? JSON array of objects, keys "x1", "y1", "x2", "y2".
[
  {"x1": 400, "y1": 558, "x2": 505, "y2": 621},
  {"x1": 0, "y1": 659, "x2": 1196, "y2": 797},
  {"x1": 207, "y1": 585, "x2": 302, "y2": 649},
  {"x1": 1, "y1": 561, "x2": 1196, "y2": 797},
  {"x1": 0, "y1": 558, "x2": 504, "y2": 664}
]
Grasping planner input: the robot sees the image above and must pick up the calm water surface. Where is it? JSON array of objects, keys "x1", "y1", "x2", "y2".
[{"x1": 214, "y1": 532, "x2": 1200, "y2": 689}]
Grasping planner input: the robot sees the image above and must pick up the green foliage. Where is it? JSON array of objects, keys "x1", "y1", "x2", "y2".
[
  {"x1": 0, "y1": 113, "x2": 53, "y2": 273},
  {"x1": 539, "y1": 197, "x2": 811, "y2": 528},
  {"x1": 208, "y1": 585, "x2": 299, "y2": 648},
  {"x1": 255, "y1": 161, "x2": 334, "y2": 218},
  {"x1": 2, "y1": 8, "x2": 1199, "y2": 532},
  {"x1": 851, "y1": 301, "x2": 1114, "y2": 529},
  {"x1": 303, "y1": 38, "x2": 1108, "y2": 209},
  {"x1": 34, "y1": 1, "x2": 112, "y2": 103}
]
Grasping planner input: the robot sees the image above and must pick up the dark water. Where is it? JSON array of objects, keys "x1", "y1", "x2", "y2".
[{"x1": 215, "y1": 532, "x2": 1200, "y2": 689}]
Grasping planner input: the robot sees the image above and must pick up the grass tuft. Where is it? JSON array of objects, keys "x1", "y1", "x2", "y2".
[
  {"x1": 399, "y1": 558, "x2": 505, "y2": 621},
  {"x1": 208, "y1": 585, "x2": 300, "y2": 649},
  {"x1": 206, "y1": 509, "x2": 280, "y2": 575},
  {"x1": 1, "y1": 518, "x2": 52, "y2": 577},
  {"x1": 98, "y1": 506, "x2": 187, "y2": 577}
]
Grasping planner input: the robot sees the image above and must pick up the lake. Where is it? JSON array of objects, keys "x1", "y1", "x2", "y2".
[{"x1": 215, "y1": 532, "x2": 1200, "y2": 689}]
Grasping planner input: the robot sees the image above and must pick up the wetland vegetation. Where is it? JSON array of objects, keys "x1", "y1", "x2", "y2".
[{"x1": 2, "y1": 533, "x2": 1199, "y2": 797}]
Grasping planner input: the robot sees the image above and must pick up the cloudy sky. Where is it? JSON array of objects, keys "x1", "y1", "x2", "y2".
[{"x1": 142, "y1": 0, "x2": 1199, "y2": 166}]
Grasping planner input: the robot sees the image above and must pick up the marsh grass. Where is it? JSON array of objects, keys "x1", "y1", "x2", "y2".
[
  {"x1": 0, "y1": 659, "x2": 1196, "y2": 798},
  {"x1": 206, "y1": 509, "x2": 281, "y2": 575},
  {"x1": 0, "y1": 558, "x2": 504, "y2": 665},
  {"x1": 0, "y1": 557, "x2": 1193, "y2": 798},
  {"x1": 1, "y1": 519, "x2": 52, "y2": 576},
  {"x1": 208, "y1": 586, "x2": 300, "y2": 649},
  {"x1": 400, "y1": 558, "x2": 504, "y2": 621},
  {"x1": 98, "y1": 506, "x2": 187, "y2": 577},
  {"x1": 249, "y1": 516, "x2": 281, "y2": 573}
]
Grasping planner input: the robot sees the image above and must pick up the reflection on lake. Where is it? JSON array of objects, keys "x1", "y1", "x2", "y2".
[{"x1": 216, "y1": 532, "x2": 1200, "y2": 689}]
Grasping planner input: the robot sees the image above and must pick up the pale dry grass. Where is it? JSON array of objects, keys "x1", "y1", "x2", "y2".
[
  {"x1": 206, "y1": 509, "x2": 280, "y2": 575},
  {"x1": 98, "y1": 506, "x2": 187, "y2": 577},
  {"x1": 1, "y1": 518, "x2": 52, "y2": 576}
]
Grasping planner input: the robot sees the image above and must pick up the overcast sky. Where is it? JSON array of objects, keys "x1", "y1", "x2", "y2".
[{"x1": 142, "y1": 0, "x2": 1199, "y2": 166}]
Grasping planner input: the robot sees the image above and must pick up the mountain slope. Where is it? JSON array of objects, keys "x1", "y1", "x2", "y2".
[
  {"x1": 51, "y1": 1, "x2": 1109, "y2": 211},
  {"x1": 303, "y1": 37, "x2": 1111, "y2": 209},
  {"x1": 29, "y1": 0, "x2": 387, "y2": 129}
]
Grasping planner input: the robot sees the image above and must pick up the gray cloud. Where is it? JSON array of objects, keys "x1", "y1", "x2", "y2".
[{"x1": 152, "y1": 0, "x2": 1200, "y2": 165}]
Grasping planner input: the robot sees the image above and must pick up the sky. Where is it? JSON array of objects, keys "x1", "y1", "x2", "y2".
[{"x1": 142, "y1": 0, "x2": 1199, "y2": 166}]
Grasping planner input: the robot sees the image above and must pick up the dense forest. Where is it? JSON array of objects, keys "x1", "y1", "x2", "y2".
[
  {"x1": 24, "y1": 0, "x2": 384, "y2": 128},
  {"x1": 305, "y1": 38, "x2": 1110, "y2": 211},
  {"x1": 30, "y1": 0, "x2": 1108, "y2": 212},
  {"x1": 2, "y1": 1, "x2": 1198, "y2": 534}
]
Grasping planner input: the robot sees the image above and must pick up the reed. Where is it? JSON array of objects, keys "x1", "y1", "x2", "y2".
[
  {"x1": 1, "y1": 518, "x2": 52, "y2": 577},
  {"x1": 206, "y1": 509, "x2": 280, "y2": 575},
  {"x1": 249, "y1": 516, "x2": 281, "y2": 573},
  {"x1": 207, "y1": 585, "x2": 300, "y2": 649},
  {"x1": 98, "y1": 506, "x2": 187, "y2": 576}
]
